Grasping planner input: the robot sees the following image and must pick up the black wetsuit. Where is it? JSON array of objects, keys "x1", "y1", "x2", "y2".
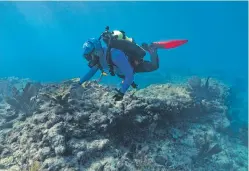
[
  {"x1": 134, "y1": 51, "x2": 159, "y2": 73},
  {"x1": 117, "y1": 51, "x2": 159, "y2": 88}
]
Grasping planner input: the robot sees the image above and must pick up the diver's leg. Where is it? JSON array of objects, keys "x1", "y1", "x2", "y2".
[
  {"x1": 117, "y1": 74, "x2": 137, "y2": 88},
  {"x1": 135, "y1": 45, "x2": 159, "y2": 73}
]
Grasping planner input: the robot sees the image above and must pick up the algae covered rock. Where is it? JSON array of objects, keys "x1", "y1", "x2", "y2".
[{"x1": 0, "y1": 77, "x2": 247, "y2": 171}]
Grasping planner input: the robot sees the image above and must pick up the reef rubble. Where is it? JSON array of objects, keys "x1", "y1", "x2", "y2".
[{"x1": 0, "y1": 76, "x2": 247, "y2": 171}]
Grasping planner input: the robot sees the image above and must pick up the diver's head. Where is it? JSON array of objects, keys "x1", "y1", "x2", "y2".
[{"x1": 82, "y1": 38, "x2": 103, "y2": 61}]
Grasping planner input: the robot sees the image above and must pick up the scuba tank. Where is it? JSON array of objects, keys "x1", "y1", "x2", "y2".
[{"x1": 99, "y1": 26, "x2": 146, "y2": 76}]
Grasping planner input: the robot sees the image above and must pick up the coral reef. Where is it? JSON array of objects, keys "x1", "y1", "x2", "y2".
[
  {"x1": 0, "y1": 77, "x2": 247, "y2": 171},
  {"x1": 4, "y1": 82, "x2": 42, "y2": 113}
]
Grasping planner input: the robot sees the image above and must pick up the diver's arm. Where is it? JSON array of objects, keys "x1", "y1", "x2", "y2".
[
  {"x1": 79, "y1": 65, "x2": 98, "y2": 84},
  {"x1": 111, "y1": 49, "x2": 134, "y2": 94}
]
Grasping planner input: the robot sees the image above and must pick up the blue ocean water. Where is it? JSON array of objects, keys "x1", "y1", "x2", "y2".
[{"x1": 0, "y1": 2, "x2": 248, "y2": 122}]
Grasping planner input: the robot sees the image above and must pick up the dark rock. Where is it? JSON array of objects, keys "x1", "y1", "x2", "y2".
[
  {"x1": 0, "y1": 144, "x2": 4, "y2": 154},
  {"x1": 129, "y1": 143, "x2": 136, "y2": 153},
  {"x1": 125, "y1": 152, "x2": 133, "y2": 160},
  {"x1": 154, "y1": 155, "x2": 167, "y2": 166}
]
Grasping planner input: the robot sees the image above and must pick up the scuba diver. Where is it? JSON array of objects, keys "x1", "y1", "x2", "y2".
[{"x1": 76, "y1": 26, "x2": 188, "y2": 101}]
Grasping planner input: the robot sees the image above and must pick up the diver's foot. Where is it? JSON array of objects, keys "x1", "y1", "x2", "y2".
[
  {"x1": 141, "y1": 43, "x2": 150, "y2": 51},
  {"x1": 141, "y1": 43, "x2": 157, "y2": 54},
  {"x1": 148, "y1": 45, "x2": 157, "y2": 54}
]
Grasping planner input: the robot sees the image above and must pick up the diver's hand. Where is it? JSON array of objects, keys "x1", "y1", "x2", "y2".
[{"x1": 113, "y1": 89, "x2": 124, "y2": 101}]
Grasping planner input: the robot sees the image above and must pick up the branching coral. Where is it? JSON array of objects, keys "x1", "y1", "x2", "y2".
[
  {"x1": 193, "y1": 130, "x2": 222, "y2": 164},
  {"x1": 4, "y1": 82, "x2": 42, "y2": 115},
  {"x1": 187, "y1": 76, "x2": 229, "y2": 104}
]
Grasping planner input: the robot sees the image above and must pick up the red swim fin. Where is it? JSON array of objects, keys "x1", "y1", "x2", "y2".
[{"x1": 152, "y1": 40, "x2": 188, "y2": 49}]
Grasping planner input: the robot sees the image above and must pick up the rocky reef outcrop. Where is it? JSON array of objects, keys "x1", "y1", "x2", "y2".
[{"x1": 0, "y1": 77, "x2": 247, "y2": 171}]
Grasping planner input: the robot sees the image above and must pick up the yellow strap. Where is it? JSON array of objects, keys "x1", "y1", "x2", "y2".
[{"x1": 97, "y1": 72, "x2": 108, "y2": 83}]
